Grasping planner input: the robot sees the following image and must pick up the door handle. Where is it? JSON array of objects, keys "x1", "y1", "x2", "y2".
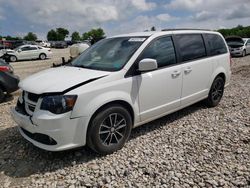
[
  {"x1": 172, "y1": 70, "x2": 181, "y2": 78},
  {"x1": 184, "y1": 67, "x2": 192, "y2": 74}
]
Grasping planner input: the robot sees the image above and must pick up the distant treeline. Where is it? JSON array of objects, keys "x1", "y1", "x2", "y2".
[{"x1": 218, "y1": 25, "x2": 250, "y2": 38}]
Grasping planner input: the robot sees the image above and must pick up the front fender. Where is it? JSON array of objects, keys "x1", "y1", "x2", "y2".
[{"x1": 71, "y1": 90, "x2": 140, "y2": 123}]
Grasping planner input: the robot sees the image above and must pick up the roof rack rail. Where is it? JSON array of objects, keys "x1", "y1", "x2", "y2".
[{"x1": 161, "y1": 28, "x2": 212, "y2": 31}]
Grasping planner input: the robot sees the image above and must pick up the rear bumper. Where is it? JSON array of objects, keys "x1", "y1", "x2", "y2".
[{"x1": 10, "y1": 106, "x2": 89, "y2": 151}]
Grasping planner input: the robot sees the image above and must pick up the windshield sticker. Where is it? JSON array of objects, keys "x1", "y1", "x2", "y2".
[{"x1": 128, "y1": 38, "x2": 146, "y2": 42}]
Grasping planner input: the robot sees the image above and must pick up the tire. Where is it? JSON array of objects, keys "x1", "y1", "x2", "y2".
[
  {"x1": 10, "y1": 55, "x2": 17, "y2": 62},
  {"x1": 87, "y1": 105, "x2": 132, "y2": 154},
  {"x1": 0, "y1": 88, "x2": 5, "y2": 103},
  {"x1": 242, "y1": 50, "x2": 246, "y2": 57},
  {"x1": 39, "y1": 53, "x2": 46, "y2": 60},
  {"x1": 206, "y1": 76, "x2": 225, "y2": 107}
]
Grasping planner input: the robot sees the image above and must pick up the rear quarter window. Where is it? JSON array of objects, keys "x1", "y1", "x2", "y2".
[{"x1": 205, "y1": 34, "x2": 227, "y2": 56}]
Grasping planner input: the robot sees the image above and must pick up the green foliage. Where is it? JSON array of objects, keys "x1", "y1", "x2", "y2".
[
  {"x1": 47, "y1": 29, "x2": 57, "y2": 41},
  {"x1": 56, "y1": 28, "x2": 69, "y2": 41},
  {"x1": 47, "y1": 28, "x2": 69, "y2": 41},
  {"x1": 82, "y1": 28, "x2": 106, "y2": 44},
  {"x1": 218, "y1": 25, "x2": 250, "y2": 38},
  {"x1": 0, "y1": 35, "x2": 22, "y2": 41},
  {"x1": 71, "y1": 31, "x2": 81, "y2": 41},
  {"x1": 23, "y1": 32, "x2": 37, "y2": 41}
]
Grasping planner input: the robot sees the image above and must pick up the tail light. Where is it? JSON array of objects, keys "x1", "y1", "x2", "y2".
[{"x1": 0, "y1": 66, "x2": 10, "y2": 72}]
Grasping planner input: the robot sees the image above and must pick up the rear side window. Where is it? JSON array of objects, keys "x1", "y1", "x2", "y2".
[
  {"x1": 176, "y1": 34, "x2": 206, "y2": 62},
  {"x1": 139, "y1": 36, "x2": 176, "y2": 68},
  {"x1": 206, "y1": 34, "x2": 227, "y2": 56},
  {"x1": 30, "y1": 47, "x2": 38, "y2": 50},
  {"x1": 21, "y1": 46, "x2": 31, "y2": 51}
]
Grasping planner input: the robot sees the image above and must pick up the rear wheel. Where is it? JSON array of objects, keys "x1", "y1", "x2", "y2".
[
  {"x1": 0, "y1": 88, "x2": 5, "y2": 103},
  {"x1": 10, "y1": 56, "x2": 17, "y2": 62},
  {"x1": 87, "y1": 105, "x2": 132, "y2": 154},
  {"x1": 39, "y1": 53, "x2": 46, "y2": 60},
  {"x1": 206, "y1": 76, "x2": 225, "y2": 107}
]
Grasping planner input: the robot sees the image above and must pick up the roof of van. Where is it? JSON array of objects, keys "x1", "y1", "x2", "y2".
[{"x1": 112, "y1": 29, "x2": 219, "y2": 38}]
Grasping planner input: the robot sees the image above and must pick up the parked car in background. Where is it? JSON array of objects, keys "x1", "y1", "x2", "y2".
[
  {"x1": 36, "y1": 40, "x2": 51, "y2": 48},
  {"x1": 54, "y1": 41, "x2": 68, "y2": 48},
  {"x1": 226, "y1": 36, "x2": 250, "y2": 57},
  {"x1": 11, "y1": 29, "x2": 231, "y2": 154},
  {"x1": 3, "y1": 45, "x2": 52, "y2": 62},
  {"x1": 0, "y1": 59, "x2": 19, "y2": 102}
]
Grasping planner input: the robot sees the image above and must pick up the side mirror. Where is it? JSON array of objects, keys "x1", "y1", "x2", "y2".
[
  {"x1": 17, "y1": 49, "x2": 22, "y2": 53},
  {"x1": 138, "y1": 58, "x2": 158, "y2": 72}
]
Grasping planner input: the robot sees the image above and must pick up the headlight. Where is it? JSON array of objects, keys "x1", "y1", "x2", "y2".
[{"x1": 41, "y1": 95, "x2": 77, "y2": 114}]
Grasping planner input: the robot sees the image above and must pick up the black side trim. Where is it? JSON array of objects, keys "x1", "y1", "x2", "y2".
[
  {"x1": 37, "y1": 75, "x2": 107, "y2": 97},
  {"x1": 62, "y1": 76, "x2": 106, "y2": 94}
]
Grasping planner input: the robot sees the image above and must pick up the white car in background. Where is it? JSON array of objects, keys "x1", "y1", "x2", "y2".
[
  {"x1": 5, "y1": 45, "x2": 52, "y2": 62},
  {"x1": 36, "y1": 40, "x2": 51, "y2": 48}
]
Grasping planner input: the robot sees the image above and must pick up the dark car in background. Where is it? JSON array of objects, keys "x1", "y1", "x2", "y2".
[
  {"x1": 54, "y1": 41, "x2": 68, "y2": 48},
  {"x1": 0, "y1": 59, "x2": 19, "y2": 102}
]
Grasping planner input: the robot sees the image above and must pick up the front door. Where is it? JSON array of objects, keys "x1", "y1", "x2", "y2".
[{"x1": 135, "y1": 36, "x2": 182, "y2": 121}]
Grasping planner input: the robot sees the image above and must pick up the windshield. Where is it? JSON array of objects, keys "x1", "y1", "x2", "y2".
[
  {"x1": 14, "y1": 46, "x2": 21, "y2": 51},
  {"x1": 71, "y1": 37, "x2": 146, "y2": 71}
]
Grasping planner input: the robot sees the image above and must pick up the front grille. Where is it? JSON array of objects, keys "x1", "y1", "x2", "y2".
[
  {"x1": 21, "y1": 128, "x2": 57, "y2": 145},
  {"x1": 16, "y1": 100, "x2": 29, "y2": 116},
  {"x1": 28, "y1": 104, "x2": 35, "y2": 112},
  {"x1": 27, "y1": 92, "x2": 41, "y2": 103},
  {"x1": 22, "y1": 91, "x2": 40, "y2": 116}
]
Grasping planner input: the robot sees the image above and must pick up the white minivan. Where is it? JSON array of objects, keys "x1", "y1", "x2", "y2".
[{"x1": 11, "y1": 30, "x2": 231, "y2": 154}]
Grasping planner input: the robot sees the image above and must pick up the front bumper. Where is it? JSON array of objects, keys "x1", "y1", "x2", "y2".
[
  {"x1": 230, "y1": 49, "x2": 244, "y2": 56},
  {"x1": 10, "y1": 107, "x2": 89, "y2": 151}
]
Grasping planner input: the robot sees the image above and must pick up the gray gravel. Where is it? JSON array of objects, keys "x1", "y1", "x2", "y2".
[{"x1": 0, "y1": 50, "x2": 249, "y2": 187}]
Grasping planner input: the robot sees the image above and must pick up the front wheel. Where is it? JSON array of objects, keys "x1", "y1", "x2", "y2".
[
  {"x1": 242, "y1": 50, "x2": 246, "y2": 57},
  {"x1": 10, "y1": 55, "x2": 17, "y2": 62},
  {"x1": 87, "y1": 105, "x2": 132, "y2": 154},
  {"x1": 206, "y1": 76, "x2": 225, "y2": 107}
]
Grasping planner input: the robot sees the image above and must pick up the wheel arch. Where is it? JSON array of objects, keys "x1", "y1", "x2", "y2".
[
  {"x1": 209, "y1": 67, "x2": 227, "y2": 89},
  {"x1": 88, "y1": 100, "x2": 135, "y2": 127}
]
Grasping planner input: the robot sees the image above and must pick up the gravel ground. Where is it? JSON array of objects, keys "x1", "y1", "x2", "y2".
[{"x1": 0, "y1": 50, "x2": 249, "y2": 187}]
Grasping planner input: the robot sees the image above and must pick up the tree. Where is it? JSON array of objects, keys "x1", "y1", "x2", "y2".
[
  {"x1": 47, "y1": 29, "x2": 57, "y2": 41},
  {"x1": 23, "y1": 32, "x2": 37, "y2": 41},
  {"x1": 56, "y1": 27, "x2": 69, "y2": 41},
  {"x1": 82, "y1": 28, "x2": 106, "y2": 44},
  {"x1": 217, "y1": 25, "x2": 250, "y2": 38},
  {"x1": 151, "y1": 26, "x2": 156, "y2": 31},
  {"x1": 71, "y1": 31, "x2": 81, "y2": 41}
]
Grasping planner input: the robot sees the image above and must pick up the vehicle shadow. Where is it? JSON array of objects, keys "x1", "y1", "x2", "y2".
[{"x1": 0, "y1": 101, "x2": 207, "y2": 178}]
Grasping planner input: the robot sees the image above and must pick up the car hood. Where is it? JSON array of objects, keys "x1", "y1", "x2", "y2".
[
  {"x1": 5, "y1": 49, "x2": 15, "y2": 54},
  {"x1": 19, "y1": 66, "x2": 110, "y2": 94}
]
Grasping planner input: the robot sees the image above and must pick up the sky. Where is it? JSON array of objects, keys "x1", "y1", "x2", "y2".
[{"x1": 0, "y1": 0, "x2": 250, "y2": 40}]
